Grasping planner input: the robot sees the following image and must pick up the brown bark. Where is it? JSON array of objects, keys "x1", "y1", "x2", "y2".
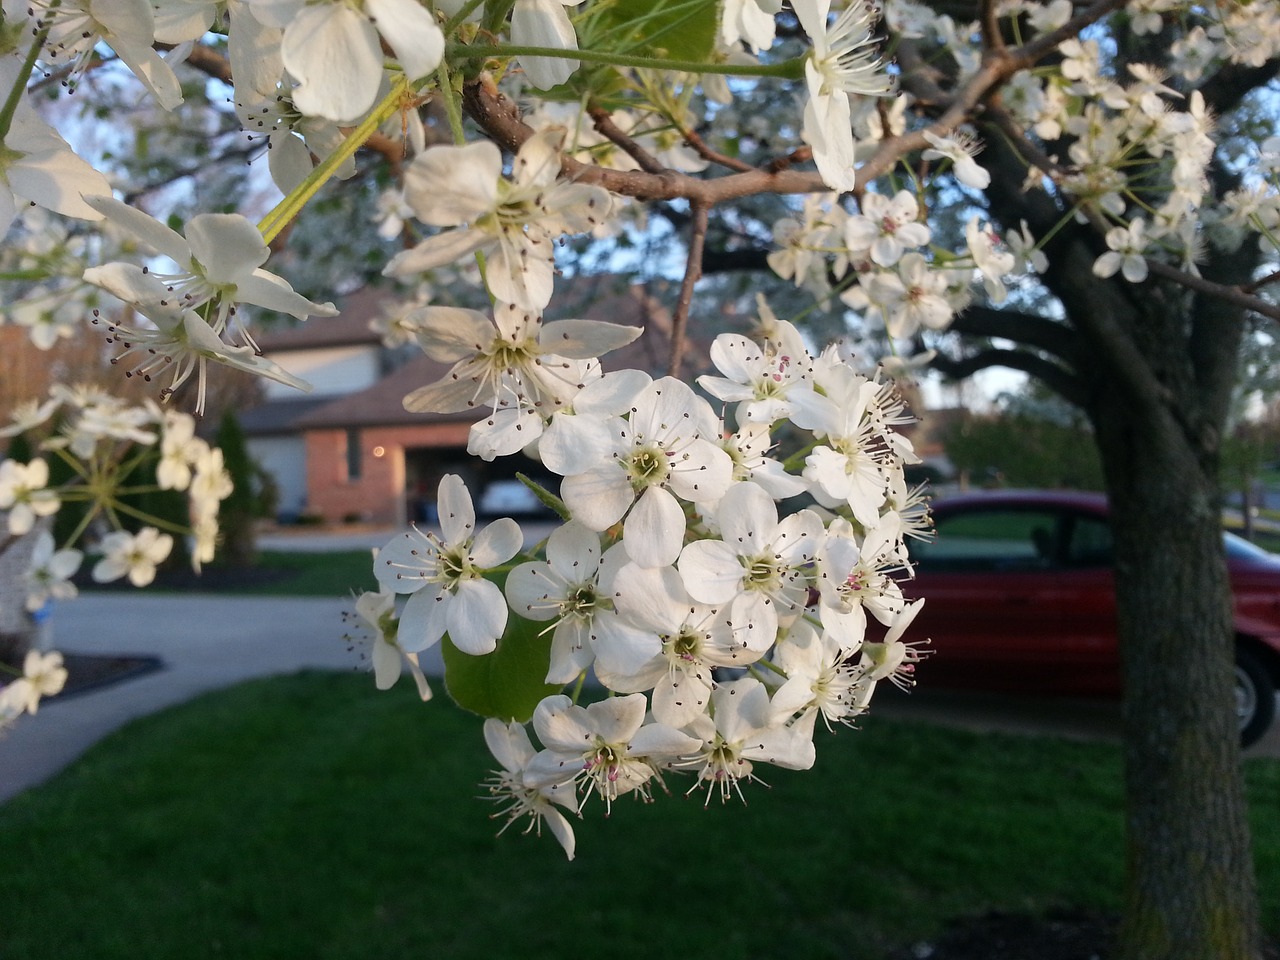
[{"x1": 1093, "y1": 389, "x2": 1260, "y2": 960}]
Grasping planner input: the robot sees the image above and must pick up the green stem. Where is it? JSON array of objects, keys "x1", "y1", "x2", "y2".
[
  {"x1": 257, "y1": 75, "x2": 410, "y2": 245},
  {"x1": 0, "y1": 18, "x2": 49, "y2": 143},
  {"x1": 444, "y1": 0, "x2": 489, "y2": 34},
  {"x1": 782, "y1": 440, "x2": 817, "y2": 473},
  {"x1": 449, "y1": 42, "x2": 806, "y2": 79},
  {"x1": 569, "y1": 669, "x2": 587, "y2": 704},
  {"x1": 108, "y1": 499, "x2": 191, "y2": 535},
  {"x1": 60, "y1": 502, "x2": 101, "y2": 551},
  {"x1": 435, "y1": 59, "x2": 467, "y2": 146}
]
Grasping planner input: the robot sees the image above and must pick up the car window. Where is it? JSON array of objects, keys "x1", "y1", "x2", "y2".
[
  {"x1": 912, "y1": 508, "x2": 1063, "y2": 572},
  {"x1": 1064, "y1": 515, "x2": 1113, "y2": 567}
]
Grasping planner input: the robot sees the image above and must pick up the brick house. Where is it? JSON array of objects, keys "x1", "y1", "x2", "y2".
[{"x1": 241, "y1": 284, "x2": 690, "y2": 525}]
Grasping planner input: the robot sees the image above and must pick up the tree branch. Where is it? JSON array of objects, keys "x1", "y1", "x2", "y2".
[
  {"x1": 587, "y1": 106, "x2": 668, "y2": 174},
  {"x1": 930, "y1": 346, "x2": 1085, "y2": 405},
  {"x1": 949, "y1": 304, "x2": 1079, "y2": 362},
  {"x1": 669, "y1": 200, "x2": 710, "y2": 378},
  {"x1": 1144, "y1": 259, "x2": 1280, "y2": 324}
]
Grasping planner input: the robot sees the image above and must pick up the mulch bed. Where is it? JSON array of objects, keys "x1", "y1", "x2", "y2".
[
  {"x1": 889, "y1": 909, "x2": 1116, "y2": 960},
  {"x1": 51, "y1": 652, "x2": 164, "y2": 699}
]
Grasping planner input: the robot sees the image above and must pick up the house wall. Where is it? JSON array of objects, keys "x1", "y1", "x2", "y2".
[
  {"x1": 304, "y1": 422, "x2": 473, "y2": 525},
  {"x1": 265, "y1": 345, "x2": 381, "y2": 399},
  {"x1": 246, "y1": 435, "x2": 309, "y2": 521}
]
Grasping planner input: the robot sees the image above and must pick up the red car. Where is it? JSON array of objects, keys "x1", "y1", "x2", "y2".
[{"x1": 903, "y1": 490, "x2": 1280, "y2": 746}]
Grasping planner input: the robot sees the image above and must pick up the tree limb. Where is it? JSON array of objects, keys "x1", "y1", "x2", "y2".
[
  {"x1": 669, "y1": 199, "x2": 710, "y2": 378},
  {"x1": 949, "y1": 304, "x2": 1079, "y2": 362},
  {"x1": 930, "y1": 345, "x2": 1085, "y2": 404}
]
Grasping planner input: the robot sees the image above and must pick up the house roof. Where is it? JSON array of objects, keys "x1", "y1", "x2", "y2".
[
  {"x1": 237, "y1": 395, "x2": 337, "y2": 435},
  {"x1": 252, "y1": 287, "x2": 389, "y2": 352},
  {"x1": 293, "y1": 354, "x2": 478, "y2": 430}
]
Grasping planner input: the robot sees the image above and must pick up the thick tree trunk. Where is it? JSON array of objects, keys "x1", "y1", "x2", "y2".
[{"x1": 1092, "y1": 401, "x2": 1260, "y2": 959}]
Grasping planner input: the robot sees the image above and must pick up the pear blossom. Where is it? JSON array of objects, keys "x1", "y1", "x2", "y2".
[
  {"x1": 559, "y1": 377, "x2": 734, "y2": 568},
  {"x1": 0, "y1": 458, "x2": 60, "y2": 535},
  {"x1": 156, "y1": 412, "x2": 203, "y2": 491},
  {"x1": 770, "y1": 620, "x2": 876, "y2": 729},
  {"x1": 845, "y1": 190, "x2": 932, "y2": 267},
  {"x1": 342, "y1": 589, "x2": 432, "y2": 700},
  {"x1": 23, "y1": 531, "x2": 82, "y2": 611},
  {"x1": 400, "y1": 302, "x2": 641, "y2": 415},
  {"x1": 385, "y1": 130, "x2": 612, "y2": 310},
  {"x1": 20, "y1": 0, "x2": 183, "y2": 108},
  {"x1": 374, "y1": 475, "x2": 522, "y2": 656},
  {"x1": 793, "y1": 0, "x2": 894, "y2": 191},
  {"x1": 1093, "y1": 219, "x2": 1150, "y2": 282},
  {"x1": 92, "y1": 527, "x2": 174, "y2": 587},
  {"x1": 482, "y1": 719, "x2": 578, "y2": 860},
  {"x1": 504, "y1": 523, "x2": 625, "y2": 684},
  {"x1": 922, "y1": 130, "x2": 991, "y2": 189},
  {"x1": 83, "y1": 197, "x2": 337, "y2": 329},
  {"x1": 89, "y1": 302, "x2": 310, "y2": 415},
  {"x1": 1005, "y1": 221, "x2": 1049, "y2": 274},
  {"x1": 248, "y1": 0, "x2": 443, "y2": 123},
  {"x1": 719, "y1": 422, "x2": 808, "y2": 500},
  {"x1": 677, "y1": 679, "x2": 816, "y2": 803},
  {"x1": 721, "y1": 0, "x2": 784, "y2": 52},
  {"x1": 189, "y1": 446, "x2": 233, "y2": 522},
  {"x1": 535, "y1": 369, "x2": 652, "y2": 477},
  {"x1": 854, "y1": 253, "x2": 954, "y2": 339},
  {"x1": 815, "y1": 516, "x2": 909, "y2": 648},
  {"x1": 0, "y1": 397, "x2": 61, "y2": 438},
  {"x1": 0, "y1": 57, "x2": 111, "y2": 236},
  {"x1": 594, "y1": 563, "x2": 753, "y2": 728},
  {"x1": 697, "y1": 317, "x2": 815, "y2": 425},
  {"x1": 511, "y1": 0, "x2": 586, "y2": 90},
  {"x1": 964, "y1": 217, "x2": 1017, "y2": 301},
  {"x1": 0, "y1": 650, "x2": 68, "y2": 718},
  {"x1": 524, "y1": 693, "x2": 700, "y2": 811},
  {"x1": 677, "y1": 482, "x2": 825, "y2": 650}
]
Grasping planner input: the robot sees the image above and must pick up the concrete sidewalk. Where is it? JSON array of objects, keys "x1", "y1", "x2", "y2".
[{"x1": 0, "y1": 594, "x2": 445, "y2": 805}]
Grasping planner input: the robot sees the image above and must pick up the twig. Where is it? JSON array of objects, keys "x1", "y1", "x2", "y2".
[
  {"x1": 1243, "y1": 266, "x2": 1280, "y2": 295},
  {"x1": 1144, "y1": 259, "x2": 1280, "y2": 323},
  {"x1": 985, "y1": 103, "x2": 1068, "y2": 180},
  {"x1": 669, "y1": 199, "x2": 710, "y2": 379},
  {"x1": 979, "y1": 0, "x2": 1007, "y2": 57},
  {"x1": 680, "y1": 126, "x2": 756, "y2": 174},
  {"x1": 586, "y1": 106, "x2": 668, "y2": 174},
  {"x1": 1006, "y1": 0, "x2": 1129, "y2": 67}
]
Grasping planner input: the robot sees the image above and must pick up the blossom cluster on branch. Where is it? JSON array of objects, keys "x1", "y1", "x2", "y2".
[
  {"x1": 0, "y1": 389, "x2": 232, "y2": 724},
  {"x1": 357, "y1": 314, "x2": 929, "y2": 858}
]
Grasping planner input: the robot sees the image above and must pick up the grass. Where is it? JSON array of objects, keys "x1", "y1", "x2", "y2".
[
  {"x1": 4, "y1": 672, "x2": 1280, "y2": 960},
  {"x1": 235, "y1": 549, "x2": 378, "y2": 595}
]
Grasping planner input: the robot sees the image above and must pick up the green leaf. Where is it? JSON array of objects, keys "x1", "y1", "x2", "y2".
[
  {"x1": 589, "y1": 0, "x2": 720, "y2": 65},
  {"x1": 442, "y1": 606, "x2": 561, "y2": 722}
]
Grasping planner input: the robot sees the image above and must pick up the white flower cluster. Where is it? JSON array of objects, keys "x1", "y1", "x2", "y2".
[
  {"x1": 0, "y1": 651, "x2": 68, "y2": 723},
  {"x1": 0, "y1": 389, "x2": 233, "y2": 732},
  {"x1": 360, "y1": 310, "x2": 929, "y2": 857},
  {"x1": 769, "y1": 187, "x2": 1020, "y2": 345}
]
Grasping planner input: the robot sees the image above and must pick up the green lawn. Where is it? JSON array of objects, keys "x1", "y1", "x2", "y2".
[
  {"x1": 4, "y1": 672, "x2": 1280, "y2": 960},
  {"x1": 237, "y1": 549, "x2": 378, "y2": 595}
]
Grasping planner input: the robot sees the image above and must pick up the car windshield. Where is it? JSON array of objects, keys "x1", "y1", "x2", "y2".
[{"x1": 1224, "y1": 531, "x2": 1277, "y2": 560}]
